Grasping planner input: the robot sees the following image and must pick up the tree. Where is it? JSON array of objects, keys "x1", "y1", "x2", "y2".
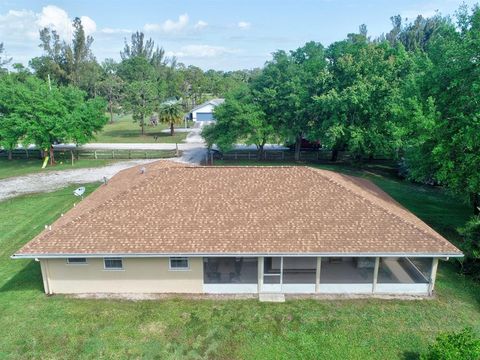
[
  {"x1": 253, "y1": 42, "x2": 328, "y2": 161},
  {"x1": 0, "y1": 74, "x2": 25, "y2": 159},
  {"x1": 386, "y1": 14, "x2": 448, "y2": 51},
  {"x1": 458, "y1": 217, "x2": 480, "y2": 281},
  {"x1": 9, "y1": 76, "x2": 107, "y2": 165},
  {"x1": 30, "y1": 18, "x2": 100, "y2": 97},
  {"x1": 121, "y1": 31, "x2": 155, "y2": 61},
  {"x1": 123, "y1": 81, "x2": 157, "y2": 136},
  {"x1": 61, "y1": 86, "x2": 108, "y2": 145},
  {"x1": 316, "y1": 32, "x2": 411, "y2": 161},
  {"x1": 120, "y1": 31, "x2": 166, "y2": 67},
  {"x1": 202, "y1": 85, "x2": 275, "y2": 158},
  {"x1": 404, "y1": 6, "x2": 480, "y2": 215},
  {"x1": 0, "y1": 43, "x2": 12, "y2": 73},
  {"x1": 98, "y1": 60, "x2": 123, "y2": 123},
  {"x1": 158, "y1": 100, "x2": 184, "y2": 136}
]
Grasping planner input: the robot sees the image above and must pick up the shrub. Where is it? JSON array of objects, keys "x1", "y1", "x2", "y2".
[{"x1": 421, "y1": 328, "x2": 480, "y2": 360}]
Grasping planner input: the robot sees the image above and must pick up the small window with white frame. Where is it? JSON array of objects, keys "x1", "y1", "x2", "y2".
[
  {"x1": 66, "y1": 258, "x2": 87, "y2": 265},
  {"x1": 104, "y1": 257, "x2": 123, "y2": 270},
  {"x1": 169, "y1": 257, "x2": 189, "y2": 271}
]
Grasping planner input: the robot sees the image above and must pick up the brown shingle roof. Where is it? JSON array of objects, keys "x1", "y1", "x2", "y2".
[{"x1": 15, "y1": 161, "x2": 462, "y2": 257}]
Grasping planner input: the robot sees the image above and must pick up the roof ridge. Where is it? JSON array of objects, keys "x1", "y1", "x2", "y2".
[{"x1": 305, "y1": 167, "x2": 448, "y2": 245}]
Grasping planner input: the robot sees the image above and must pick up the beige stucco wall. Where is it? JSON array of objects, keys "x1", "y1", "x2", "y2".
[{"x1": 41, "y1": 257, "x2": 203, "y2": 294}]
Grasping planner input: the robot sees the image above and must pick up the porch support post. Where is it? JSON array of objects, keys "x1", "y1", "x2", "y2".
[
  {"x1": 372, "y1": 257, "x2": 380, "y2": 293},
  {"x1": 40, "y1": 259, "x2": 52, "y2": 295},
  {"x1": 258, "y1": 257, "x2": 264, "y2": 293},
  {"x1": 315, "y1": 257, "x2": 321, "y2": 293},
  {"x1": 428, "y1": 258, "x2": 439, "y2": 296}
]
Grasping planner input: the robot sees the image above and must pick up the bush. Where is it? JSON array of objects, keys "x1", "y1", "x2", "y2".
[{"x1": 421, "y1": 328, "x2": 480, "y2": 360}]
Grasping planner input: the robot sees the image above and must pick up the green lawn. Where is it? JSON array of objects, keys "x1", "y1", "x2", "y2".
[
  {"x1": 0, "y1": 159, "x2": 116, "y2": 180},
  {"x1": 93, "y1": 114, "x2": 188, "y2": 143},
  {"x1": 0, "y1": 168, "x2": 479, "y2": 359}
]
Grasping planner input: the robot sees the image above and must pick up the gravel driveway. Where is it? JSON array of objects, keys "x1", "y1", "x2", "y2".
[
  {"x1": 1, "y1": 128, "x2": 208, "y2": 202},
  {"x1": 1, "y1": 127, "x2": 285, "y2": 201},
  {"x1": 0, "y1": 159, "x2": 158, "y2": 202}
]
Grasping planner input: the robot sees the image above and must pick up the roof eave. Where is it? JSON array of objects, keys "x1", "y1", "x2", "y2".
[{"x1": 11, "y1": 251, "x2": 464, "y2": 259}]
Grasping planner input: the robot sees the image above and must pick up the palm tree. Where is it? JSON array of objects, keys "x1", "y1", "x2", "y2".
[{"x1": 158, "y1": 101, "x2": 183, "y2": 136}]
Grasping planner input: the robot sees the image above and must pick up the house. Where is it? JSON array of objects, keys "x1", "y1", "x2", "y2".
[
  {"x1": 189, "y1": 98, "x2": 224, "y2": 123},
  {"x1": 12, "y1": 161, "x2": 462, "y2": 296}
]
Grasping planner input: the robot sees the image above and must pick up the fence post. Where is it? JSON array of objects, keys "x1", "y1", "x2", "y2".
[
  {"x1": 70, "y1": 150, "x2": 74, "y2": 166},
  {"x1": 112, "y1": 150, "x2": 115, "y2": 159},
  {"x1": 94, "y1": 150, "x2": 97, "y2": 160},
  {"x1": 145, "y1": 151, "x2": 147, "y2": 159},
  {"x1": 129, "y1": 150, "x2": 131, "y2": 159}
]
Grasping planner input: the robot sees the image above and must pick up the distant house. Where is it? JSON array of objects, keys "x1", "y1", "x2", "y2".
[
  {"x1": 12, "y1": 161, "x2": 462, "y2": 296},
  {"x1": 189, "y1": 98, "x2": 224, "y2": 123}
]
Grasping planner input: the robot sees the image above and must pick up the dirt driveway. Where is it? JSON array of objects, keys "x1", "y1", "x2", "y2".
[{"x1": 0, "y1": 159, "x2": 158, "y2": 202}]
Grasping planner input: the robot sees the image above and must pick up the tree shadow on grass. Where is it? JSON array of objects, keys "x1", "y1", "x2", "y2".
[
  {"x1": 0, "y1": 261, "x2": 44, "y2": 293},
  {"x1": 402, "y1": 351, "x2": 420, "y2": 360}
]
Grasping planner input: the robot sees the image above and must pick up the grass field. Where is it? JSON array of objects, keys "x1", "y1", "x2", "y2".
[
  {"x1": 0, "y1": 166, "x2": 479, "y2": 359},
  {"x1": 93, "y1": 114, "x2": 188, "y2": 144},
  {"x1": 0, "y1": 159, "x2": 115, "y2": 180}
]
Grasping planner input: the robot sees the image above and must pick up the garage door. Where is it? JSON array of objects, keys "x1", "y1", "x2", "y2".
[{"x1": 196, "y1": 112, "x2": 214, "y2": 121}]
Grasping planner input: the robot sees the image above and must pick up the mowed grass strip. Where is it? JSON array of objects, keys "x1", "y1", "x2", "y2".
[
  {"x1": 0, "y1": 173, "x2": 479, "y2": 359},
  {"x1": 92, "y1": 114, "x2": 188, "y2": 144}
]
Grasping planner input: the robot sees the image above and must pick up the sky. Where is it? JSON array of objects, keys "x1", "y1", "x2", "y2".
[{"x1": 0, "y1": 0, "x2": 476, "y2": 71}]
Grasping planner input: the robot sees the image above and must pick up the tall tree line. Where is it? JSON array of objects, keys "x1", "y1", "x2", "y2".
[
  {"x1": 204, "y1": 5, "x2": 480, "y2": 278},
  {"x1": 27, "y1": 23, "x2": 255, "y2": 134}
]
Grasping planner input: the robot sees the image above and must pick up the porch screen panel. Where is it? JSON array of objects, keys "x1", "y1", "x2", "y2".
[
  {"x1": 282, "y1": 257, "x2": 316, "y2": 284},
  {"x1": 263, "y1": 257, "x2": 281, "y2": 284},
  {"x1": 321, "y1": 257, "x2": 375, "y2": 284},
  {"x1": 378, "y1": 257, "x2": 431, "y2": 284},
  {"x1": 203, "y1": 257, "x2": 258, "y2": 284}
]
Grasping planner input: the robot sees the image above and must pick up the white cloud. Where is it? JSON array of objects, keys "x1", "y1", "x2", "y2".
[
  {"x1": 0, "y1": 5, "x2": 96, "y2": 44},
  {"x1": 238, "y1": 21, "x2": 251, "y2": 30},
  {"x1": 194, "y1": 20, "x2": 208, "y2": 30},
  {"x1": 0, "y1": 9, "x2": 38, "y2": 41},
  {"x1": 80, "y1": 15, "x2": 97, "y2": 35},
  {"x1": 36, "y1": 5, "x2": 96, "y2": 39},
  {"x1": 166, "y1": 44, "x2": 239, "y2": 58},
  {"x1": 144, "y1": 13, "x2": 189, "y2": 33}
]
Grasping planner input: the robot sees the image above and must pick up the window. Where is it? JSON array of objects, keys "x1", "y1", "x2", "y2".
[
  {"x1": 66, "y1": 258, "x2": 87, "y2": 265},
  {"x1": 104, "y1": 257, "x2": 123, "y2": 270},
  {"x1": 169, "y1": 257, "x2": 189, "y2": 270}
]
